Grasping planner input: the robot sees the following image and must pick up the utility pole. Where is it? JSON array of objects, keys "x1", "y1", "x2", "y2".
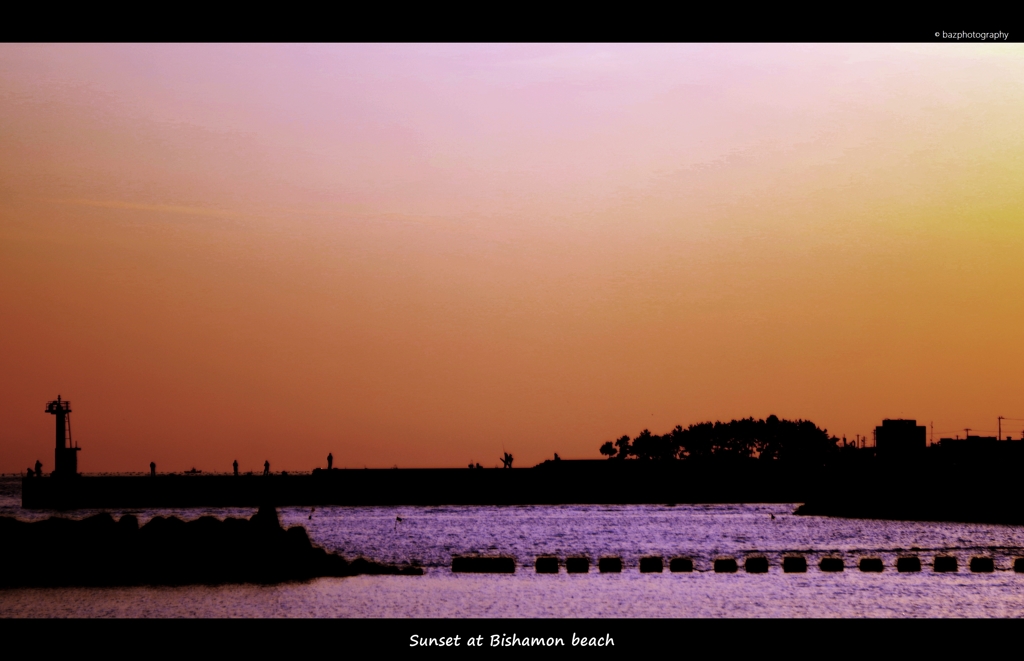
[{"x1": 998, "y1": 416, "x2": 1004, "y2": 441}]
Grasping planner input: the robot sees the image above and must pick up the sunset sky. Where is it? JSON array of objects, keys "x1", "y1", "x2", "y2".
[{"x1": 2, "y1": 44, "x2": 1023, "y2": 473}]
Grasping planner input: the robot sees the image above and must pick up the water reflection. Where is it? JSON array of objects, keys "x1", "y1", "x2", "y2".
[{"x1": 3, "y1": 479, "x2": 1024, "y2": 617}]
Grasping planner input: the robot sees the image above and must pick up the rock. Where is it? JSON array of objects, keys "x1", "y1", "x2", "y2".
[
  {"x1": 535, "y1": 556, "x2": 559, "y2": 573},
  {"x1": 250, "y1": 505, "x2": 281, "y2": 529},
  {"x1": 639, "y1": 556, "x2": 663, "y2": 573},
  {"x1": 896, "y1": 556, "x2": 921, "y2": 572},
  {"x1": 819, "y1": 557, "x2": 844, "y2": 572},
  {"x1": 0, "y1": 510, "x2": 419, "y2": 586},
  {"x1": 118, "y1": 514, "x2": 139, "y2": 531}
]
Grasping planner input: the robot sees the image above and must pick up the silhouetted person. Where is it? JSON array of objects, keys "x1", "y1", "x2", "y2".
[
  {"x1": 34, "y1": 460, "x2": 42, "y2": 478},
  {"x1": 553, "y1": 453, "x2": 560, "y2": 461},
  {"x1": 327, "y1": 453, "x2": 333, "y2": 470},
  {"x1": 501, "y1": 452, "x2": 514, "y2": 469},
  {"x1": 263, "y1": 460, "x2": 270, "y2": 476},
  {"x1": 150, "y1": 461, "x2": 156, "y2": 477},
  {"x1": 233, "y1": 460, "x2": 238, "y2": 476},
  {"x1": 27, "y1": 467, "x2": 33, "y2": 477}
]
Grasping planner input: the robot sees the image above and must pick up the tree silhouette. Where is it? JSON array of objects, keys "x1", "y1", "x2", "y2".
[{"x1": 600, "y1": 415, "x2": 837, "y2": 463}]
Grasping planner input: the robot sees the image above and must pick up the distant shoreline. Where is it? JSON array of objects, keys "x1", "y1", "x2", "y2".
[
  {"x1": 21, "y1": 462, "x2": 811, "y2": 509},
  {"x1": 10, "y1": 459, "x2": 1021, "y2": 528}
]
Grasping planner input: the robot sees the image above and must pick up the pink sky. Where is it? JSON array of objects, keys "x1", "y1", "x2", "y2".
[{"x1": 2, "y1": 44, "x2": 1024, "y2": 472}]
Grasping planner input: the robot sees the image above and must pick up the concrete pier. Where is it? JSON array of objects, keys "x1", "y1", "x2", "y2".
[{"x1": 896, "y1": 556, "x2": 921, "y2": 572}]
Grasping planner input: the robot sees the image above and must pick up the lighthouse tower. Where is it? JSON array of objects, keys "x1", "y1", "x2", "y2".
[{"x1": 45, "y1": 395, "x2": 80, "y2": 477}]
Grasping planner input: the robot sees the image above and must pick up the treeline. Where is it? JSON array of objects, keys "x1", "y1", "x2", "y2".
[{"x1": 599, "y1": 415, "x2": 839, "y2": 463}]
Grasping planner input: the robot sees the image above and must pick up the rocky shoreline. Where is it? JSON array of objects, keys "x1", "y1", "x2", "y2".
[{"x1": 0, "y1": 505, "x2": 421, "y2": 587}]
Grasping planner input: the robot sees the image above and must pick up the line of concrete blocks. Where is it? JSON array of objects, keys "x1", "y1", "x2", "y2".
[
  {"x1": 697, "y1": 555, "x2": 1019, "y2": 574},
  {"x1": 451, "y1": 555, "x2": 1024, "y2": 573}
]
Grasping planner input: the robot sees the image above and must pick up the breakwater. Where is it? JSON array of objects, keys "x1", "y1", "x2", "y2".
[
  {"x1": 453, "y1": 551, "x2": 1024, "y2": 574},
  {"x1": 0, "y1": 506, "x2": 421, "y2": 587},
  {"x1": 794, "y1": 461, "x2": 1024, "y2": 525},
  {"x1": 20, "y1": 458, "x2": 1024, "y2": 527},
  {"x1": 22, "y1": 461, "x2": 811, "y2": 509}
]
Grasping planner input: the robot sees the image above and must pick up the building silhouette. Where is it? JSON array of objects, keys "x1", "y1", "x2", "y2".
[{"x1": 874, "y1": 419, "x2": 926, "y2": 460}]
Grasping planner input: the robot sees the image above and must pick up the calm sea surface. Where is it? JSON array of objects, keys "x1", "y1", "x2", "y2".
[{"x1": 2, "y1": 477, "x2": 1024, "y2": 617}]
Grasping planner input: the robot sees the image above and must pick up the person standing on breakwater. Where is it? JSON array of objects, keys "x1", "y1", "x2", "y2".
[
  {"x1": 150, "y1": 462, "x2": 156, "y2": 477},
  {"x1": 233, "y1": 460, "x2": 238, "y2": 476},
  {"x1": 327, "y1": 453, "x2": 333, "y2": 470},
  {"x1": 263, "y1": 460, "x2": 270, "y2": 476},
  {"x1": 34, "y1": 460, "x2": 42, "y2": 477}
]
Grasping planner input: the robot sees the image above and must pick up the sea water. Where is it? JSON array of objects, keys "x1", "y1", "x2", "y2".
[{"x1": 1, "y1": 477, "x2": 1023, "y2": 617}]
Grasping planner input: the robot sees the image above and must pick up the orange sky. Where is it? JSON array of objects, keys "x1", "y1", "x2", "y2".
[{"x1": 2, "y1": 44, "x2": 1024, "y2": 473}]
